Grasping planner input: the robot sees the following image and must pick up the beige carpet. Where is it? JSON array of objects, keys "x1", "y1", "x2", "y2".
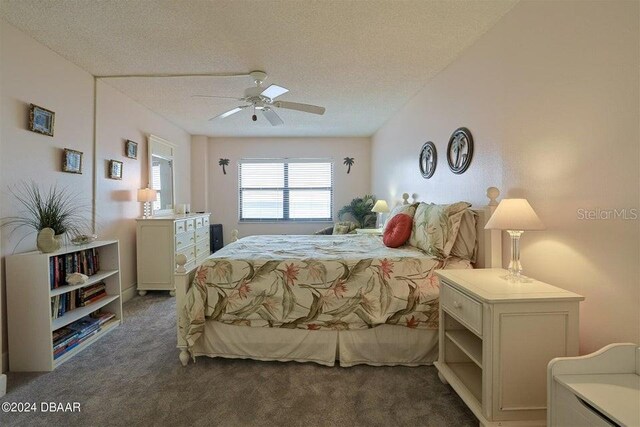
[{"x1": 1, "y1": 294, "x2": 476, "y2": 426}]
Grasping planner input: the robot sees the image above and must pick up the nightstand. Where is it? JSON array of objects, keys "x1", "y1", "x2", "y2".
[
  {"x1": 434, "y1": 268, "x2": 584, "y2": 426},
  {"x1": 355, "y1": 228, "x2": 383, "y2": 236}
]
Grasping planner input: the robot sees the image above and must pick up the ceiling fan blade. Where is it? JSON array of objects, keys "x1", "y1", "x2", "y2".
[
  {"x1": 273, "y1": 101, "x2": 325, "y2": 115},
  {"x1": 209, "y1": 106, "x2": 248, "y2": 121},
  {"x1": 260, "y1": 84, "x2": 289, "y2": 100},
  {"x1": 193, "y1": 95, "x2": 244, "y2": 100},
  {"x1": 262, "y1": 108, "x2": 284, "y2": 126}
]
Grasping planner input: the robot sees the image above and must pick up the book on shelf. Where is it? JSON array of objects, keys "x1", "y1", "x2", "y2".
[
  {"x1": 49, "y1": 248, "x2": 100, "y2": 290},
  {"x1": 50, "y1": 282, "x2": 107, "y2": 319},
  {"x1": 52, "y1": 311, "x2": 115, "y2": 360},
  {"x1": 90, "y1": 311, "x2": 116, "y2": 325}
]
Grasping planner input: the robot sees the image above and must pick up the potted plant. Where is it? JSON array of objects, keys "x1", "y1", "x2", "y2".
[
  {"x1": 2, "y1": 181, "x2": 90, "y2": 253},
  {"x1": 337, "y1": 194, "x2": 378, "y2": 229}
]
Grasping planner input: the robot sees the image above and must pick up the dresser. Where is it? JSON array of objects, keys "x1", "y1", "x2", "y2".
[
  {"x1": 434, "y1": 268, "x2": 584, "y2": 426},
  {"x1": 136, "y1": 213, "x2": 210, "y2": 296},
  {"x1": 548, "y1": 343, "x2": 639, "y2": 427}
]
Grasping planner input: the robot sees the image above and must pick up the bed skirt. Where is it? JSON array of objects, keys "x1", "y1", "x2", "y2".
[{"x1": 190, "y1": 321, "x2": 439, "y2": 367}]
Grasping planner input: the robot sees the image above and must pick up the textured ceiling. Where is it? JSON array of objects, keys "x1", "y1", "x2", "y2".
[{"x1": 1, "y1": 0, "x2": 517, "y2": 137}]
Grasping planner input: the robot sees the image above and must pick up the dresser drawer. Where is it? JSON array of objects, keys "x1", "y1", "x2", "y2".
[
  {"x1": 203, "y1": 216, "x2": 210, "y2": 227},
  {"x1": 177, "y1": 245, "x2": 196, "y2": 263},
  {"x1": 441, "y1": 281, "x2": 483, "y2": 336},
  {"x1": 186, "y1": 219, "x2": 195, "y2": 232},
  {"x1": 195, "y1": 227, "x2": 209, "y2": 242},
  {"x1": 175, "y1": 220, "x2": 186, "y2": 234},
  {"x1": 175, "y1": 231, "x2": 195, "y2": 251},
  {"x1": 195, "y1": 240, "x2": 210, "y2": 259},
  {"x1": 195, "y1": 217, "x2": 204, "y2": 229}
]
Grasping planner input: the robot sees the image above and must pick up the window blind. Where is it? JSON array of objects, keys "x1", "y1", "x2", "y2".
[{"x1": 238, "y1": 159, "x2": 333, "y2": 222}]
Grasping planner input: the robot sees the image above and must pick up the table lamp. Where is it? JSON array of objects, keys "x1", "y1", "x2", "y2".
[
  {"x1": 371, "y1": 199, "x2": 390, "y2": 229},
  {"x1": 484, "y1": 198, "x2": 545, "y2": 281},
  {"x1": 137, "y1": 188, "x2": 157, "y2": 219}
]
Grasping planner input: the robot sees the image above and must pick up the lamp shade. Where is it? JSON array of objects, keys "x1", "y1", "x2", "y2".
[
  {"x1": 137, "y1": 188, "x2": 157, "y2": 203},
  {"x1": 484, "y1": 198, "x2": 545, "y2": 231},
  {"x1": 371, "y1": 200, "x2": 390, "y2": 213}
]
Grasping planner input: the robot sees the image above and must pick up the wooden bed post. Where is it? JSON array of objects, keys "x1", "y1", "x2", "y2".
[
  {"x1": 175, "y1": 254, "x2": 191, "y2": 366},
  {"x1": 473, "y1": 187, "x2": 502, "y2": 269}
]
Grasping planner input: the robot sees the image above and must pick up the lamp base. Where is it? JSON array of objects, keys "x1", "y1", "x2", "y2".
[
  {"x1": 499, "y1": 230, "x2": 532, "y2": 283},
  {"x1": 500, "y1": 272, "x2": 533, "y2": 283},
  {"x1": 142, "y1": 201, "x2": 153, "y2": 219}
]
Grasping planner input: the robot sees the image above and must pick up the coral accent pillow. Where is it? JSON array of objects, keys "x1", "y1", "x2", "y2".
[{"x1": 383, "y1": 213, "x2": 413, "y2": 248}]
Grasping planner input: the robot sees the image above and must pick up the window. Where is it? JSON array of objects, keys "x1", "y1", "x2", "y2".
[{"x1": 239, "y1": 159, "x2": 333, "y2": 221}]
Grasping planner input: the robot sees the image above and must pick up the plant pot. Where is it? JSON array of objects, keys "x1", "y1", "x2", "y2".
[{"x1": 36, "y1": 228, "x2": 62, "y2": 253}]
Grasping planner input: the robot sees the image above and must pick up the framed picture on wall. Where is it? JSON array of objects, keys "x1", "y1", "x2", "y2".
[
  {"x1": 62, "y1": 148, "x2": 83, "y2": 174},
  {"x1": 125, "y1": 140, "x2": 138, "y2": 159},
  {"x1": 108, "y1": 160, "x2": 123, "y2": 180},
  {"x1": 29, "y1": 104, "x2": 55, "y2": 137}
]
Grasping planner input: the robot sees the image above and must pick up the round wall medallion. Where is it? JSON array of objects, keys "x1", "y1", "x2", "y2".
[
  {"x1": 447, "y1": 127, "x2": 474, "y2": 174},
  {"x1": 419, "y1": 141, "x2": 437, "y2": 179}
]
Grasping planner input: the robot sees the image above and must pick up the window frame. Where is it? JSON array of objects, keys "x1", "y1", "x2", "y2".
[{"x1": 238, "y1": 158, "x2": 334, "y2": 223}]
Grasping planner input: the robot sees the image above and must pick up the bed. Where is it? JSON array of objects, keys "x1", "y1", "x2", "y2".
[{"x1": 175, "y1": 188, "x2": 502, "y2": 367}]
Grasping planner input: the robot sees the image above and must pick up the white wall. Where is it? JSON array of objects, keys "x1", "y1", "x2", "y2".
[
  {"x1": 371, "y1": 0, "x2": 639, "y2": 353},
  {"x1": 0, "y1": 20, "x2": 191, "y2": 372},
  {"x1": 194, "y1": 137, "x2": 371, "y2": 244},
  {"x1": 95, "y1": 81, "x2": 191, "y2": 299}
]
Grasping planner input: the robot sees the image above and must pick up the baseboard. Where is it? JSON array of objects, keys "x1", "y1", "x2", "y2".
[{"x1": 122, "y1": 285, "x2": 137, "y2": 303}]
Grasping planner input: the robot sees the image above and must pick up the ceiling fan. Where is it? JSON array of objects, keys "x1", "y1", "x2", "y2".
[{"x1": 193, "y1": 70, "x2": 325, "y2": 126}]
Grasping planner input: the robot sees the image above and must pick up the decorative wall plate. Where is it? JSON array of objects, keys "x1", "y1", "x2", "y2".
[
  {"x1": 419, "y1": 141, "x2": 437, "y2": 179},
  {"x1": 447, "y1": 127, "x2": 474, "y2": 174}
]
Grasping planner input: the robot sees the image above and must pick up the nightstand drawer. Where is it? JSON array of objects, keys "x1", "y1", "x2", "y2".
[{"x1": 441, "y1": 281, "x2": 483, "y2": 336}]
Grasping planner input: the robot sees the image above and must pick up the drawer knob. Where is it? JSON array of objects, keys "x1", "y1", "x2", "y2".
[{"x1": 453, "y1": 301, "x2": 462, "y2": 309}]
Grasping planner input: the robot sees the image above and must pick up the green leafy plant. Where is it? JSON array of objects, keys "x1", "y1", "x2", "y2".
[
  {"x1": 1, "y1": 181, "x2": 90, "y2": 242},
  {"x1": 337, "y1": 194, "x2": 377, "y2": 228}
]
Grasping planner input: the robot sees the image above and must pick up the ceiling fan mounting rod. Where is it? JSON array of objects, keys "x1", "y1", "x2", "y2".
[{"x1": 250, "y1": 70, "x2": 268, "y2": 86}]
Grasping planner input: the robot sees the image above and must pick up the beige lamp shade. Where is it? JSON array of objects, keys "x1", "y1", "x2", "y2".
[
  {"x1": 371, "y1": 200, "x2": 390, "y2": 213},
  {"x1": 137, "y1": 188, "x2": 157, "y2": 203},
  {"x1": 484, "y1": 198, "x2": 545, "y2": 231}
]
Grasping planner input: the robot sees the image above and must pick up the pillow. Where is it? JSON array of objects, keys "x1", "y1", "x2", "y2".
[
  {"x1": 389, "y1": 203, "x2": 419, "y2": 219},
  {"x1": 332, "y1": 221, "x2": 358, "y2": 235},
  {"x1": 314, "y1": 226, "x2": 334, "y2": 235},
  {"x1": 450, "y1": 209, "x2": 478, "y2": 262},
  {"x1": 408, "y1": 201, "x2": 471, "y2": 258},
  {"x1": 383, "y1": 213, "x2": 413, "y2": 248},
  {"x1": 384, "y1": 203, "x2": 419, "y2": 232}
]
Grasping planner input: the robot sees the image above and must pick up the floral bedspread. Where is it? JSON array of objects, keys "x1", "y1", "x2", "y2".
[{"x1": 182, "y1": 235, "x2": 471, "y2": 347}]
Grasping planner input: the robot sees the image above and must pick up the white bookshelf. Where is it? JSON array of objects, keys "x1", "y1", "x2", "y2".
[{"x1": 6, "y1": 240, "x2": 122, "y2": 371}]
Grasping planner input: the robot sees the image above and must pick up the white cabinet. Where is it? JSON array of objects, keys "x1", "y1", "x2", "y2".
[
  {"x1": 548, "y1": 343, "x2": 639, "y2": 427},
  {"x1": 5, "y1": 240, "x2": 122, "y2": 371},
  {"x1": 136, "y1": 213, "x2": 210, "y2": 296},
  {"x1": 435, "y1": 268, "x2": 584, "y2": 426}
]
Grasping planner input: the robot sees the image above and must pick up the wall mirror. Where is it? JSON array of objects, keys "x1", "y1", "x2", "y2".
[{"x1": 148, "y1": 134, "x2": 175, "y2": 216}]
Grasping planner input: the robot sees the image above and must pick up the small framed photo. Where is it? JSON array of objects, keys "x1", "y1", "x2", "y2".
[
  {"x1": 125, "y1": 140, "x2": 138, "y2": 159},
  {"x1": 109, "y1": 160, "x2": 123, "y2": 180},
  {"x1": 62, "y1": 149, "x2": 83, "y2": 174},
  {"x1": 29, "y1": 104, "x2": 55, "y2": 137}
]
